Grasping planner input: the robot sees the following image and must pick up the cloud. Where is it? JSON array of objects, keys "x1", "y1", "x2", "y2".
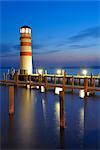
[
  {"x1": 0, "y1": 43, "x2": 19, "y2": 52},
  {"x1": 13, "y1": 44, "x2": 20, "y2": 50},
  {"x1": 68, "y1": 26, "x2": 100, "y2": 43},
  {"x1": 55, "y1": 26, "x2": 100, "y2": 48},
  {"x1": 56, "y1": 43, "x2": 65, "y2": 47},
  {"x1": 0, "y1": 44, "x2": 19, "y2": 58},
  {"x1": 32, "y1": 44, "x2": 44, "y2": 49},
  {"x1": 0, "y1": 44, "x2": 13, "y2": 53},
  {"x1": 0, "y1": 42, "x2": 44, "y2": 57},
  {"x1": 0, "y1": 54, "x2": 19, "y2": 57},
  {"x1": 1, "y1": 26, "x2": 99, "y2": 58},
  {"x1": 34, "y1": 49, "x2": 61, "y2": 55},
  {"x1": 0, "y1": 42, "x2": 62, "y2": 58},
  {"x1": 69, "y1": 43, "x2": 100, "y2": 49}
]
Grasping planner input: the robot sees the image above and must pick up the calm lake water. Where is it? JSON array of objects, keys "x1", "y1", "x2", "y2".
[
  {"x1": 0, "y1": 67, "x2": 100, "y2": 79},
  {"x1": 0, "y1": 67, "x2": 100, "y2": 149}
]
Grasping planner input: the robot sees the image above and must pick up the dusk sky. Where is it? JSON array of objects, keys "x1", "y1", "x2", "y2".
[{"x1": 0, "y1": 1, "x2": 100, "y2": 67}]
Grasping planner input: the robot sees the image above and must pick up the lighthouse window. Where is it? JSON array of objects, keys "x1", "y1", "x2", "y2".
[
  {"x1": 26, "y1": 28, "x2": 29, "y2": 33},
  {"x1": 29, "y1": 29, "x2": 31, "y2": 33},
  {"x1": 21, "y1": 28, "x2": 25, "y2": 33}
]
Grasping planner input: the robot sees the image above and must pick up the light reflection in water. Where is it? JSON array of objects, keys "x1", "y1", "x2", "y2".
[
  {"x1": 36, "y1": 86, "x2": 39, "y2": 89},
  {"x1": 41, "y1": 86, "x2": 45, "y2": 92},
  {"x1": 55, "y1": 102, "x2": 60, "y2": 124},
  {"x1": 9, "y1": 114, "x2": 14, "y2": 129},
  {"x1": 16, "y1": 88, "x2": 36, "y2": 144},
  {"x1": 79, "y1": 90, "x2": 85, "y2": 98},
  {"x1": 79, "y1": 90, "x2": 89, "y2": 98},
  {"x1": 55, "y1": 87, "x2": 63, "y2": 95},
  {"x1": 42, "y1": 98, "x2": 46, "y2": 124},
  {"x1": 79, "y1": 100, "x2": 87, "y2": 148},
  {"x1": 80, "y1": 107, "x2": 84, "y2": 135},
  {"x1": 19, "y1": 89, "x2": 35, "y2": 121},
  {"x1": 1, "y1": 84, "x2": 99, "y2": 149},
  {"x1": 9, "y1": 86, "x2": 14, "y2": 115},
  {"x1": 79, "y1": 107, "x2": 84, "y2": 148}
]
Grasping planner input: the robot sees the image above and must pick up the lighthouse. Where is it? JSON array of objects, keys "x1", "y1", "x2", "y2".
[{"x1": 20, "y1": 26, "x2": 33, "y2": 75}]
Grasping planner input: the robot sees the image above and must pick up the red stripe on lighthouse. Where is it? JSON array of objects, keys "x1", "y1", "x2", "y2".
[
  {"x1": 21, "y1": 42, "x2": 31, "y2": 46},
  {"x1": 20, "y1": 37, "x2": 31, "y2": 40},
  {"x1": 20, "y1": 52, "x2": 32, "y2": 56}
]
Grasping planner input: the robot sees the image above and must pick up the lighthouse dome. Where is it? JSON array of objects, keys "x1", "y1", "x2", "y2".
[{"x1": 20, "y1": 26, "x2": 31, "y2": 29}]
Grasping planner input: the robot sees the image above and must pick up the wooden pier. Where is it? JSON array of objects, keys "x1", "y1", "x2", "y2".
[
  {"x1": 0, "y1": 73, "x2": 100, "y2": 93},
  {"x1": 1, "y1": 73, "x2": 100, "y2": 129}
]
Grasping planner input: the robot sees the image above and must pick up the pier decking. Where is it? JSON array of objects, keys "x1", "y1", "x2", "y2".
[{"x1": 0, "y1": 73, "x2": 100, "y2": 93}]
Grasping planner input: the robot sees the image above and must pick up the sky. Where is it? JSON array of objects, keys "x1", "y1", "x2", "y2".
[{"x1": 0, "y1": 0, "x2": 100, "y2": 68}]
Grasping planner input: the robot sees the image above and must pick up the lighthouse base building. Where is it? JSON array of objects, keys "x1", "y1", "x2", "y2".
[{"x1": 20, "y1": 26, "x2": 33, "y2": 75}]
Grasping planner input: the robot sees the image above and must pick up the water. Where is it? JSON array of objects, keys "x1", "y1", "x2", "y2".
[
  {"x1": 46, "y1": 67, "x2": 100, "y2": 76},
  {"x1": 0, "y1": 67, "x2": 100, "y2": 149},
  {"x1": 0, "y1": 67, "x2": 100, "y2": 79}
]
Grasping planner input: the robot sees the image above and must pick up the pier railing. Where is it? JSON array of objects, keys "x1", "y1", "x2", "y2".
[{"x1": 0, "y1": 73, "x2": 100, "y2": 93}]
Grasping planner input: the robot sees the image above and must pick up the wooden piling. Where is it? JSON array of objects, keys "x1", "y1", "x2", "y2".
[
  {"x1": 79, "y1": 78, "x2": 81, "y2": 85},
  {"x1": 1, "y1": 73, "x2": 100, "y2": 94},
  {"x1": 60, "y1": 127, "x2": 64, "y2": 149},
  {"x1": 84, "y1": 78, "x2": 88, "y2": 97},
  {"x1": 54, "y1": 75, "x2": 56, "y2": 91},
  {"x1": 3, "y1": 73, "x2": 7, "y2": 81},
  {"x1": 9, "y1": 113, "x2": 14, "y2": 128},
  {"x1": 9, "y1": 86, "x2": 14, "y2": 115},
  {"x1": 98, "y1": 78, "x2": 100, "y2": 87},
  {"x1": 39, "y1": 75, "x2": 42, "y2": 83},
  {"x1": 29, "y1": 75, "x2": 31, "y2": 88},
  {"x1": 54, "y1": 75, "x2": 56, "y2": 85},
  {"x1": 92, "y1": 78, "x2": 96, "y2": 95},
  {"x1": 38, "y1": 75, "x2": 42, "y2": 90},
  {"x1": 90, "y1": 76, "x2": 93, "y2": 86},
  {"x1": 45, "y1": 76, "x2": 48, "y2": 90},
  {"x1": 60, "y1": 91, "x2": 65, "y2": 128},
  {"x1": 25, "y1": 74, "x2": 28, "y2": 88},
  {"x1": 72, "y1": 76, "x2": 74, "y2": 93},
  {"x1": 25, "y1": 74, "x2": 28, "y2": 81},
  {"x1": 58, "y1": 77, "x2": 60, "y2": 83},
  {"x1": 62, "y1": 74, "x2": 66, "y2": 91},
  {"x1": 3, "y1": 73, "x2": 7, "y2": 84},
  {"x1": 14, "y1": 72, "x2": 18, "y2": 86}
]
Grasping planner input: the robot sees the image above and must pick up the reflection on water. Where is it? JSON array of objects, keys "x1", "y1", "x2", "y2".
[
  {"x1": 41, "y1": 86, "x2": 45, "y2": 92},
  {"x1": 60, "y1": 128, "x2": 65, "y2": 149},
  {"x1": 9, "y1": 86, "x2": 14, "y2": 115},
  {"x1": 1, "y1": 86, "x2": 100, "y2": 149},
  {"x1": 9, "y1": 114, "x2": 14, "y2": 129},
  {"x1": 55, "y1": 87, "x2": 63, "y2": 95},
  {"x1": 79, "y1": 107, "x2": 84, "y2": 148},
  {"x1": 36, "y1": 86, "x2": 39, "y2": 89},
  {"x1": 80, "y1": 107, "x2": 84, "y2": 135},
  {"x1": 42, "y1": 98, "x2": 47, "y2": 124},
  {"x1": 79, "y1": 90, "x2": 89, "y2": 98},
  {"x1": 55, "y1": 102, "x2": 60, "y2": 125},
  {"x1": 15, "y1": 89, "x2": 36, "y2": 146}
]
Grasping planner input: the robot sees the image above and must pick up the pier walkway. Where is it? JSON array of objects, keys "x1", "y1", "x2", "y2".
[{"x1": 0, "y1": 74, "x2": 100, "y2": 94}]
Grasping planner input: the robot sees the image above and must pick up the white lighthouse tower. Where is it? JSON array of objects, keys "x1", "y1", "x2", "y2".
[{"x1": 20, "y1": 26, "x2": 33, "y2": 75}]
